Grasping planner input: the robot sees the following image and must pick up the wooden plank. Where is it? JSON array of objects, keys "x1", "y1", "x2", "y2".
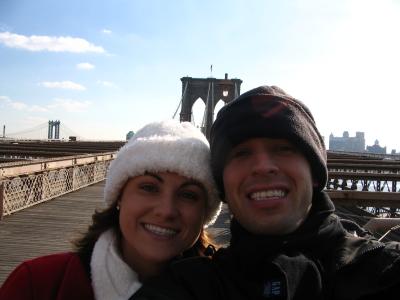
[
  {"x1": 327, "y1": 190, "x2": 400, "y2": 208},
  {"x1": 0, "y1": 181, "x2": 106, "y2": 286},
  {"x1": 328, "y1": 171, "x2": 400, "y2": 181},
  {"x1": 328, "y1": 159, "x2": 400, "y2": 165}
]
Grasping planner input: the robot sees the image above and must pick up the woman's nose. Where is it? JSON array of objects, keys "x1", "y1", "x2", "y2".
[{"x1": 154, "y1": 195, "x2": 179, "y2": 219}]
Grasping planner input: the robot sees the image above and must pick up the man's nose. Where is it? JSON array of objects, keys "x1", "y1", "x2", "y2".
[{"x1": 251, "y1": 151, "x2": 279, "y2": 175}]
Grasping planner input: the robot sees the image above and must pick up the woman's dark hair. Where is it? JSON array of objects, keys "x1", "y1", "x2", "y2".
[
  {"x1": 73, "y1": 202, "x2": 120, "y2": 266},
  {"x1": 73, "y1": 200, "x2": 216, "y2": 268},
  {"x1": 182, "y1": 229, "x2": 217, "y2": 258}
]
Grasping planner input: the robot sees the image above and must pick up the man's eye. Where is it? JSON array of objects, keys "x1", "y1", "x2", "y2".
[
  {"x1": 231, "y1": 149, "x2": 250, "y2": 158},
  {"x1": 277, "y1": 145, "x2": 296, "y2": 153}
]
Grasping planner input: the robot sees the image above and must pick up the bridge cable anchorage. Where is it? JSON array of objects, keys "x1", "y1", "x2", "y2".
[{"x1": 172, "y1": 81, "x2": 188, "y2": 119}]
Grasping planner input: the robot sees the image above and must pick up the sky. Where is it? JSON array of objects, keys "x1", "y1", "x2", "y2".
[{"x1": 0, "y1": 0, "x2": 399, "y2": 152}]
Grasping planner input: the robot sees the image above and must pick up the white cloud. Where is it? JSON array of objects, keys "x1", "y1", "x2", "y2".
[
  {"x1": 97, "y1": 80, "x2": 118, "y2": 88},
  {"x1": 102, "y1": 29, "x2": 112, "y2": 34},
  {"x1": 0, "y1": 96, "x2": 91, "y2": 112},
  {"x1": 48, "y1": 98, "x2": 91, "y2": 112},
  {"x1": 21, "y1": 116, "x2": 49, "y2": 127},
  {"x1": 0, "y1": 95, "x2": 90, "y2": 113},
  {"x1": 0, "y1": 31, "x2": 105, "y2": 53},
  {"x1": 39, "y1": 81, "x2": 86, "y2": 91},
  {"x1": 76, "y1": 62, "x2": 95, "y2": 70},
  {"x1": 30, "y1": 105, "x2": 49, "y2": 112},
  {"x1": 10, "y1": 101, "x2": 28, "y2": 110},
  {"x1": 0, "y1": 95, "x2": 49, "y2": 112},
  {"x1": 0, "y1": 95, "x2": 11, "y2": 103}
]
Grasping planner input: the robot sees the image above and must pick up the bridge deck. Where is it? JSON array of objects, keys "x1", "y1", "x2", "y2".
[
  {"x1": 0, "y1": 182, "x2": 106, "y2": 286},
  {"x1": 0, "y1": 181, "x2": 230, "y2": 286}
]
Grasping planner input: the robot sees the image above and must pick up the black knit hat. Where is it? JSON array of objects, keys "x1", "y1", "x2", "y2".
[{"x1": 210, "y1": 85, "x2": 327, "y2": 197}]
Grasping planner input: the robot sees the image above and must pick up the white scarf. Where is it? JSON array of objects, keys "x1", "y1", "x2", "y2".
[{"x1": 91, "y1": 229, "x2": 142, "y2": 300}]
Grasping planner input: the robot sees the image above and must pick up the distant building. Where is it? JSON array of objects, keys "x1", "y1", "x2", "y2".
[
  {"x1": 126, "y1": 131, "x2": 135, "y2": 141},
  {"x1": 366, "y1": 139, "x2": 386, "y2": 154},
  {"x1": 329, "y1": 131, "x2": 365, "y2": 152}
]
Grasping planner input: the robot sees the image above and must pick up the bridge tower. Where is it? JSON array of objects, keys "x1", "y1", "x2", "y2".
[
  {"x1": 179, "y1": 74, "x2": 242, "y2": 138},
  {"x1": 48, "y1": 120, "x2": 61, "y2": 140}
]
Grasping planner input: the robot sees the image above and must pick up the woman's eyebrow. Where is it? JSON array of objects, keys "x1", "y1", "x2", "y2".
[
  {"x1": 143, "y1": 172, "x2": 163, "y2": 182},
  {"x1": 181, "y1": 180, "x2": 206, "y2": 193}
]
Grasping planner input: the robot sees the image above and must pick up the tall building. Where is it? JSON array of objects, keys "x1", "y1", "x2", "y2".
[
  {"x1": 366, "y1": 140, "x2": 386, "y2": 154},
  {"x1": 329, "y1": 131, "x2": 365, "y2": 152}
]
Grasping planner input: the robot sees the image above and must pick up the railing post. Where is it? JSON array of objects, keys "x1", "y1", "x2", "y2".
[
  {"x1": 0, "y1": 181, "x2": 4, "y2": 220},
  {"x1": 72, "y1": 167, "x2": 79, "y2": 191}
]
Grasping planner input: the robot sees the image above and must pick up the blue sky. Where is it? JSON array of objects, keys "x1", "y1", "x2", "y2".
[{"x1": 0, "y1": 0, "x2": 399, "y2": 152}]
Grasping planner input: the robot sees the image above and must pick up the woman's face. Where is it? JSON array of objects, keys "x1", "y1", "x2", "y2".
[{"x1": 118, "y1": 171, "x2": 207, "y2": 278}]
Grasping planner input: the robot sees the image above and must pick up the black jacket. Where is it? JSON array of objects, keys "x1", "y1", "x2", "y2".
[{"x1": 133, "y1": 192, "x2": 400, "y2": 300}]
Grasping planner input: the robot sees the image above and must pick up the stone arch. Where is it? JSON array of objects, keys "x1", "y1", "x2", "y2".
[
  {"x1": 180, "y1": 74, "x2": 242, "y2": 138},
  {"x1": 191, "y1": 97, "x2": 206, "y2": 128},
  {"x1": 213, "y1": 99, "x2": 225, "y2": 121}
]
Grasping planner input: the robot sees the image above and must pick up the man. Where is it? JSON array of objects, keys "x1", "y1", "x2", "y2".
[{"x1": 133, "y1": 86, "x2": 400, "y2": 299}]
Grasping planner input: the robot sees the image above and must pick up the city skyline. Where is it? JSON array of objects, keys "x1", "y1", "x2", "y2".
[{"x1": 1, "y1": 119, "x2": 396, "y2": 154}]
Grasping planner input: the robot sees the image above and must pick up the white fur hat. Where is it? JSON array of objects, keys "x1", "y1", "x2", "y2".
[{"x1": 104, "y1": 119, "x2": 222, "y2": 227}]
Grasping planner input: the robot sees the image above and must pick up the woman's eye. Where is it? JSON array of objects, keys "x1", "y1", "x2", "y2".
[
  {"x1": 179, "y1": 190, "x2": 199, "y2": 201},
  {"x1": 139, "y1": 183, "x2": 158, "y2": 193}
]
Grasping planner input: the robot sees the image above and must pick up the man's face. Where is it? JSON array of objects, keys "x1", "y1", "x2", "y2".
[{"x1": 223, "y1": 137, "x2": 314, "y2": 235}]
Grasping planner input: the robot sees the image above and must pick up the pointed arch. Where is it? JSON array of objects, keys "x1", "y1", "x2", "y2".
[
  {"x1": 213, "y1": 99, "x2": 225, "y2": 121},
  {"x1": 191, "y1": 97, "x2": 206, "y2": 128},
  {"x1": 179, "y1": 76, "x2": 242, "y2": 138}
]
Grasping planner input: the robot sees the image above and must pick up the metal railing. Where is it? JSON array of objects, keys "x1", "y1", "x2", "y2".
[
  {"x1": 2, "y1": 151, "x2": 400, "y2": 219},
  {"x1": 0, "y1": 152, "x2": 115, "y2": 218}
]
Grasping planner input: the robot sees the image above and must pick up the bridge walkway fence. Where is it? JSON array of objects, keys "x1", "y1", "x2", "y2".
[
  {"x1": 0, "y1": 152, "x2": 116, "y2": 219},
  {"x1": 326, "y1": 162, "x2": 400, "y2": 218}
]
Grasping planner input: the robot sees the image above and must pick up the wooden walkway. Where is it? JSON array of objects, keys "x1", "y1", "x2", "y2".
[
  {"x1": 0, "y1": 182, "x2": 106, "y2": 285},
  {"x1": 0, "y1": 181, "x2": 231, "y2": 286}
]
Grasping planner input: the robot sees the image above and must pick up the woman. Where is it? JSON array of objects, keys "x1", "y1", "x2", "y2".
[{"x1": 0, "y1": 120, "x2": 221, "y2": 300}]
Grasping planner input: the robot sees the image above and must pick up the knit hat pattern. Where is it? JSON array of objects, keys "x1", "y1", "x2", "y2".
[
  {"x1": 210, "y1": 85, "x2": 327, "y2": 195},
  {"x1": 104, "y1": 119, "x2": 221, "y2": 227}
]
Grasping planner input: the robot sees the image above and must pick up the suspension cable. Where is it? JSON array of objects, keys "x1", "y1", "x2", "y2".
[
  {"x1": 172, "y1": 81, "x2": 188, "y2": 119},
  {"x1": 201, "y1": 81, "x2": 212, "y2": 128}
]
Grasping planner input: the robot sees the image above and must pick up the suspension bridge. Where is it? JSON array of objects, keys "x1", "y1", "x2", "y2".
[
  {"x1": 1, "y1": 74, "x2": 400, "y2": 285},
  {"x1": 2, "y1": 121, "x2": 82, "y2": 141}
]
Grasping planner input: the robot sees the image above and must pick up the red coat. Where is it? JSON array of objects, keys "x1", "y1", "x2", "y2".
[{"x1": 0, "y1": 252, "x2": 94, "y2": 300}]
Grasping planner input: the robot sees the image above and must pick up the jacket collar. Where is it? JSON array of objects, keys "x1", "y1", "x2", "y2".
[
  {"x1": 229, "y1": 191, "x2": 341, "y2": 252},
  {"x1": 227, "y1": 191, "x2": 385, "y2": 271}
]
